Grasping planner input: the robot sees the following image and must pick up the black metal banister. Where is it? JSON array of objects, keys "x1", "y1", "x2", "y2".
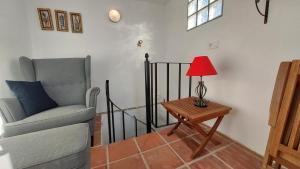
[
  {"x1": 189, "y1": 63, "x2": 192, "y2": 97},
  {"x1": 122, "y1": 111, "x2": 126, "y2": 140},
  {"x1": 105, "y1": 54, "x2": 193, "y2": 144},
  {"x1": 154, "y1": 63, "x2": 158, "y2": 127},
  {"x1": 144, "y1": 54, "x2": 192, "y2": 128},
  {"x1": 144, "y1": 53, "x2": 152, "y2": 134},
  {"x1": 108, "y1": 98, "x2": 151, "y2": 127},
  {"x1": 166, "y1": 63, "x2": 170, "y2": 125},
  {"x1": 134, "y1": 116, "x2": 138, "y2": 137},
  {"x1": 150, "y1": 63, "x2": 154, "y2": 124},
  {"x1": 111, "y1": 102, "x2": 115, "y2": 142},
  {"x1": 105, "y1": 80, "x2": 112, "y2": 143},
  {"x1": 106, "y1": 79, "x2": 155, "y2": 144},
  {"x1": 178, "y1": 63, "x2": 182, "y2": 99},
  {"x1": 151, "y1": 62, "x2": 191, "y2": 64}
]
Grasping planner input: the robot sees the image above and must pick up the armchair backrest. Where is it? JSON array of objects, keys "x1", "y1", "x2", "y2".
[
  {"x1": 0, "y1": 98, "x2": 26, "y2": 123},
  {"x1": 19, "y1": 56, "x2": 91, "y2": 106}
]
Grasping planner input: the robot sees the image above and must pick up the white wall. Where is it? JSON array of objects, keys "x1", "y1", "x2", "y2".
[
  {"x1": 24, "y1": 0, "x2": 166, "y2": 112},
  {"x1": 1, "y1": 0, "x2": 299, "y2": 155},
  {"x1": 0, "y1": 0, "x2": 31, "y2": 97},
  {"x1": 164, "y1": 0, "x2": 300, "y2": 154}
]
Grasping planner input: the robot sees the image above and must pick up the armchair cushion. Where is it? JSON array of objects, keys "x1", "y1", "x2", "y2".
[
  {"x1": 0, "y1": 123, "x2": 90, "y2": 169},
  {"x1": 6, "y1": 81, "x2": 58, "y2": 116},
  {"x1": 2, "y1": 105, "x2": 95, "y2": 137}
]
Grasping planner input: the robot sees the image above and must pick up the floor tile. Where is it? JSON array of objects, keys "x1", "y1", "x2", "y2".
[
  {"x1": 136, "y1": 132, "x2": 166, "y2": 152},
  {"x1": 95, "y1": 114, "x2": 101, "y2": 132},
  {"x1": 109, "y1": 154, "x2": 146, "y2": 169},
  {"x1": 192, "y1": 133, "x2": 232, "y2": 151},
  {"x1": 95, "y1": 122, "x2": 101, "y2": 132},
  {"x1": 93, "y1": 131, "x2": 101, "y2": 146},
  {"x1": 90, "y1": 146, "x2": 107, "y2": 167},
  {"x1": 215, "y1": 144, "x2": 262, "y2": 169},
  {"x1": 178, "y1": 167, "x2": 189, "y2": 169},
  {"x1": 93, "y1": 165, "x2": 107, "y2": 169},
  {"x1": 95, "y1": 114, "x2": 101, "y2": 120},
  {"x1": 143, "y1": 145, "x2": 183, "y2": 169},
  {"x1": 108, "y1": 138, "x2": 139, "y2": 162},
  {"x1": 190, "y1": 156, "x2": 230, "y2": 169},
  {"x1": 170, "y1": 137, "x2": 209, "y2": 162},
  {"x1": 158, "y1": 127, "x2": 188, "y2": 143}
]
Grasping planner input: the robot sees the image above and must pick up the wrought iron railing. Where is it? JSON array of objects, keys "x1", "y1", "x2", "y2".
[
  {"x1": 144, "y1": 53, "x2": 192, "y2": 128},
  {"x1": 105, "y1": 53, "x2": 192, "y2": 143},
  {"x1": 106, "y1": 80, "x2": 155, "y2": 143}
]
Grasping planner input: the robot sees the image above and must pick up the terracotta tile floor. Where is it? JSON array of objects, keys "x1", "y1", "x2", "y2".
[
  {"x1": 93, "y1": 114, "x2": 102, "y2": 147},
  {"x1": 91, "y1": 115, "x2": 262, "y2": 169}
]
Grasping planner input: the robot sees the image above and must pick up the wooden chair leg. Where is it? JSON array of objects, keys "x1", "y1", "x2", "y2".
[
  {"x1": 262, "y1": 130, "x2": 274, "y2": 169},
  {"x1": 274, "y1": 162, "x2": 281, "y2": 169}
]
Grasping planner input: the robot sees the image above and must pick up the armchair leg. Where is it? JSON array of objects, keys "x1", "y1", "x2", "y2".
[{"x1": 91, "y1": 136, "x2": 94, "y2": 147}]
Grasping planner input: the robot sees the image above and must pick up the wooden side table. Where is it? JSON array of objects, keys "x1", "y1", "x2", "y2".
[{"x1": 161, "y1": 97, "x2": 232, "y2": 158}]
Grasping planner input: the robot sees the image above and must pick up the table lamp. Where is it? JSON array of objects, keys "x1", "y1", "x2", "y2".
[{"x1": 186, "y1": 56, "x2": 217, "y2": 108}]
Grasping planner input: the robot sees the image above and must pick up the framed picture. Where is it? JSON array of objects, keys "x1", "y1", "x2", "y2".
[
  {"x1": 37, "y1": 8, "x2": 54, "y2": 30},
  {"x1": 55, "y1": 10, "x2": 69, "y2": 32},
  {"x1": 70, "y1": 12, "x2": 83, "y2": 33}
]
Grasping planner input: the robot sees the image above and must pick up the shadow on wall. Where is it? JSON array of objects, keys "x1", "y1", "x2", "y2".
[
  {"x1": 95, "y1": 21, "x2": 158, "y2": 111},
  {"x1": 0, "y1": 58, "x2": 23, "y2": 97},
  {"x1": 216, "y1": 56, "x2": 232, "y2": 76},
  {"x1": 116, "y1": 21, "x2": 155, "y2": 65}
]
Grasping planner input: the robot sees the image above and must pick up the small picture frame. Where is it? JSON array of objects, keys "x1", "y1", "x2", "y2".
[
  {"x1": 70, "y1": 12, "x2": 83, "y2": 33},
  {"x1": 37, "y1": 8, "x2": 54, "y2": 30},
  {"x1": 55, "y1": 10, "x2": 69, "y2": 32}
]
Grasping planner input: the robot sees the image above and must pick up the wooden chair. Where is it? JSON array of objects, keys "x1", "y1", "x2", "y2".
[{"x1": 262, "y1": 60, "x2": 300, "y2": 169}]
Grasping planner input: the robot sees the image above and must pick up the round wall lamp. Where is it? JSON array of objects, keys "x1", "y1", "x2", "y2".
[{"x1": 109, "y1": 9, "x2": 121, "y2": 23}]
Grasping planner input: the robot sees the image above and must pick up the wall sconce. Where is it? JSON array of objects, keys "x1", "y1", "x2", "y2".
[
  {"x1": 255, "y1": 0, "x2": 270, "y2": 24},
  {"x1": 109, "y1": 9, "x2": 121, "y2": 23}
]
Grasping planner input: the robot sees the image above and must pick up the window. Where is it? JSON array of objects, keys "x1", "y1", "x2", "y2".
[{"x1": 187, "y1": 0, "x2": 223, "y2": 30}]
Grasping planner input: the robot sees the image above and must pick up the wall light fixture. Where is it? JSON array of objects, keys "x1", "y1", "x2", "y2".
[{"x1": 255, "y1": 0, "x2": 270, "y2": 24}]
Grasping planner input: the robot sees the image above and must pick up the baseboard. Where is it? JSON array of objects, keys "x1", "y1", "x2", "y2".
[{"x1": 201, "y1": 123, "x2": 264, "y2": 160}]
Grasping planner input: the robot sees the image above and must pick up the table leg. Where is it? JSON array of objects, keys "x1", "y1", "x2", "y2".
[
  {"x1": 193, "y1": 124, "x2": 220, "y2": 145},
  {"x1": 191, "y1": 116, "x2": 224, "y2": 158},
  {"x1": 193, "y1": 124, "x2": 209, "y2": 137},
  {"x1": 167, "y1": 122, "x2": 181, "y2": 136}
]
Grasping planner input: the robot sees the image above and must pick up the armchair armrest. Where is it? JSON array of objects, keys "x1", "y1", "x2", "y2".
[
  {"x1": 86, "y1": 87, "x2": 100, "y2": 108},
  {"x1": 0, "y1": 123, "x2": 90, "y2": 169}
]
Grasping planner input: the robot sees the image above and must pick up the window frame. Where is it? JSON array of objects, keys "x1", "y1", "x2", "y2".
[{"x1": 187, "y1": 0, "x2": 224, "y2": 31}]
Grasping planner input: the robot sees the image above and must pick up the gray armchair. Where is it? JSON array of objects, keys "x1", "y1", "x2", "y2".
[{"x1": 0, "y1": 56, "x2": 100, "y2": 141}]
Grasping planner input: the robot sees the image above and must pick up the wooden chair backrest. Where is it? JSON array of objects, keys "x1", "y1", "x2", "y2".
[
  {"x1": 264, "y1": 60, "x2": 300, "y2": 168},
  {"x1": 268, "y1": 62, "x2": 291, "y2": 127}
]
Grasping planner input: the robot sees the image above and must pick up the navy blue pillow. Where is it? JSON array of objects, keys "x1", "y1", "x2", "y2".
[{"x1": 6, "y1": 81, "x2": 58, "y2": 116}]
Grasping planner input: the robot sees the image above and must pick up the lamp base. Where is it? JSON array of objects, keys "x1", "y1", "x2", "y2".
[
  {"x1": 194, "y1": 78, "x2": 208, "y2": 108},
  {"x1": 194, "y1": 98, "x2": 207, "y2": 108}
]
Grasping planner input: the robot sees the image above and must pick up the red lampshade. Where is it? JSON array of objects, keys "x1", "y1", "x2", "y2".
[{"x1": 186, "y1": 56, "x2": 217, "y2": 76}]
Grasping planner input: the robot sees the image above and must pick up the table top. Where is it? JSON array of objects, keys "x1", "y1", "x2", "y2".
[{"x1": 161, "y1": 97, "x2": 232, "y2": 123}]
